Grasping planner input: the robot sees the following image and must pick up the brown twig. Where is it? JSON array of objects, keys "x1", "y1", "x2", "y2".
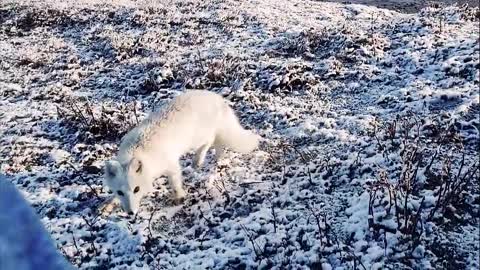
[
  {"x1": 66, "y1": 162, "x2": 100, "y2": 200},
  {"x1": 240, "y1": 224, "x2": 263, "y2": 260}
]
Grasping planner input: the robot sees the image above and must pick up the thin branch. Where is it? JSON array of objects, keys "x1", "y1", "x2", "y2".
[{"x1": 66, "y1": 162, "x2": 100, "y2": 200}]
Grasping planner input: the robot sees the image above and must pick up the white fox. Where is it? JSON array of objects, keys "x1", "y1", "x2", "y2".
[{"x1": 103, "y1": 90, "x2": 260, "y2": 214}]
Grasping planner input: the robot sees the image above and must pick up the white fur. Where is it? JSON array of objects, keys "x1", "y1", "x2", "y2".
[{"x1": 103, "y1": 90, "x2": 260, "y2": 214}]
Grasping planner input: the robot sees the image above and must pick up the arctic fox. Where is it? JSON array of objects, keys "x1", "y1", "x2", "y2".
[{"x1": 103, "y1": 90, "x2": 260, "y2": 214}]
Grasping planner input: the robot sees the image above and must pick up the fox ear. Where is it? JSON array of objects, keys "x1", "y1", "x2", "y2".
[
  {"x1": 130, "y1": 158, "x2": 142, "y2": 174},
  {"x1": 105, "y1": 160, "x2": 120, "y2": 179}
]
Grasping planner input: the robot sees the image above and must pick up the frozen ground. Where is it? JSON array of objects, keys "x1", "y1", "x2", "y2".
[
  {"x1": 323, "y1": 0, "x2": 479, "y2": 13},
  {"x1": 0, "y1": 0, "x2": 479, "y2": 269}
]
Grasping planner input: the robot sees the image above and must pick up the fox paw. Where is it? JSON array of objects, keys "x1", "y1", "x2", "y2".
[
  {"x1": 97, "y1": 196, "x2": 120, "y2": 217},
  {"x1": 193, "y1": 161, "x2": 203, "y2": 170},
  {"x1": 173, "y1": 196, "x2": 186, "y2": 205},
  {"x1": 172, "y1": 189, "x2": 187, "y2": 204}
]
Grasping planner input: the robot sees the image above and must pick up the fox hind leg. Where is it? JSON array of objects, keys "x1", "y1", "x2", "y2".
[{"x1": 214, "y1": 141, "x2": 225, "y2": 161}]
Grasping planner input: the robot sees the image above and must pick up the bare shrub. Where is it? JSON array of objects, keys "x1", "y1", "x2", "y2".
[
  {"x1": 271, "y1": 26, "x2": 389, "y2": 62},
  {"x1": 139, "y1": 66, "x2": 176, "y2": 94},
  {"x1": 181, "y1": 54, "x2": 249, "y2": 90},
  {"x1": 366, "y1": 113, "x2": 479, "y2": 256},
  {"x1": 107, "y1": 32, "x2": 147, "y2": 59},
  {"x1": 255, "y1": 63, "x2": 319, "y2": 94},
  {"x1": 1, "y1": 6, "x2": 79, "y2": 36},
  {"x1": 272, "y1": 29, "x2": 328, "y2": 58},
  {"x1": 56, "y1": 98, "x2": 140, "y2": 142}
]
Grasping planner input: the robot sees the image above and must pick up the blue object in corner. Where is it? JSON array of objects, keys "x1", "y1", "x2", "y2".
[{"x1": 0, "y1": 175, "x2": 75, "y2": 270}]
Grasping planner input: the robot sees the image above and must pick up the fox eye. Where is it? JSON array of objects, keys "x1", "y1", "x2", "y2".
[
  {"x1": 117, "y1": 191, "x2": 124, "y2": 196},
  {"x1": 133, "y1": 186, "x2": 140, "y2": 193}
]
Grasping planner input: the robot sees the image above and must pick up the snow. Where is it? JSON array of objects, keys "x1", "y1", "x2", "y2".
[{"x1": 1, "y1": 0, "x2": 479, "y2": 269}]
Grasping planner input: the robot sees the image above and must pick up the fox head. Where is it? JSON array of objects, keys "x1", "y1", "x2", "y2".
[{"x1": 103, "y1": 158, "x2": 152, "y2": 215}]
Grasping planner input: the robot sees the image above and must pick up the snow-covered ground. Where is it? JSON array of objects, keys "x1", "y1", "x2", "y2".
[{"x1": 0, "y1": 0, "x2": 478, "y2": 269}]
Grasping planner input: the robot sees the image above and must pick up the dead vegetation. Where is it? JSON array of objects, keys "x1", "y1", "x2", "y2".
[
  {"x1": 0, "y1": 5, "x2": 84, "y2": 36},
  {"x1": 255, "y1": 63, "x2": 319, "y2": 94},
  {"x1": 56, "y1": 98, "x2": 140, "y2": 142},
  {"x1": 366, "y1": 113, "x2": 479, "y2": 261},
  {"x1": 271, "y1": 26, "x2": 390, "y2": 63},
  {"x1": 183, "y1": 54, "x2": 250, "y2": 90},
  {"x1": 140, "y1": 66, "x2": 176, "y2": 94}
]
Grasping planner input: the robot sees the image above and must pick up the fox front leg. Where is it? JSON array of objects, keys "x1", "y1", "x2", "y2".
[
  {"x1": 166, "y1": 162, "x2": 187, "y2": 202},
  {"x1": 193, "y1": 142, "x2": 212, "y2": 169}
]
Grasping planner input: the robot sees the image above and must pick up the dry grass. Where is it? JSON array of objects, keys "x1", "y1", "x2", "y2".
[{"x1": 56, "y1": 98, "x2": 140, "y2": 142}]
